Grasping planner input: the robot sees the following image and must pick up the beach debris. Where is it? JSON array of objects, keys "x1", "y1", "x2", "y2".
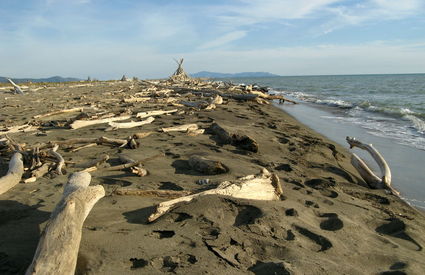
[
  {"x1": 148, "y1": 169, "x2": 282, "y2": 222},
  {"x1": 33, "y1": 107, "x2": 83, "y2": 119},
  {"x1": 86, "y1": 153, "x2": 163, "y2": 173},
  {"x1": 161, "y1": 124, "x2": 199, "y2": 133},
  {"x1": 0, "y1": 123, "x2": 38, "y2": 135},
  {"x1": 49, "y1": 144, "x2": 65, "y2": 175},
  {"x1": 188, "y1": 155, "x2": 228, "y2": 175},
  {"x1": 136, "y1": 109, "x2": 178, "y2": 119},
  {"x1": 26, "y1": 172, "x2": 105, "y2": 275},
  {"x1": 114, "y1": 188, "x2": 191, "y2": 198},
  {"x1": 7, "y1": 78, "x2": 24, "y2": 94},
  {"x1": 70, "y1": 115, "x2": 131, "y2": 129},
  {"x1": 122, "y1": 97, "x2": 150, "y2": 103},
  {"x1": 24, "y1": 163, "x2": 51, "y2": 183},
  {"x1": 77, "y1": 154, "x2": 110, "y2": 170},
  {"x1": 209, "y1": 123, "x2": 258, "y2": 152},
  {"x1": 0, "y1": 152, "x2": 24, "y2": 195},
  {"x1": 170, "y1": 58, "x2": 190, "y2": 82},
  {"x1": 118, "y1": 153, "x2": 148, "y2": 177},
  {"x1": 346, "y1": 137, "x2": 398, "y2": 196},
  {"x1": 106, "y1": 116, "x2": 155, "y2": 131}
]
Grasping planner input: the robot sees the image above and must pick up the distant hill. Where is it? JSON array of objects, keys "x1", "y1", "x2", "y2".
[
  {"x1": 0, "y1": 76, "x2": 81, "y2": 83},
  {"x1": 191, "y1": 71, "x2": 280, "y2": 78}
]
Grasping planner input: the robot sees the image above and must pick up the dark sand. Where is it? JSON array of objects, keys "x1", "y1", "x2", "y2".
[{"x1": 1, "y1": 80, "x2": 425, "y2": 274}]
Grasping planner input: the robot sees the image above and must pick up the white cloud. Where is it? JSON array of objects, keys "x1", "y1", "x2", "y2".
[{"x1": 199, "y1": 31, "x2": 247, "y2": 49}]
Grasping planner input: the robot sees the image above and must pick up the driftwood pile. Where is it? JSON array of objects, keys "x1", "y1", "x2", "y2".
[{"x1": 0, "y1": 61, "x2": 396, "y2": 274}]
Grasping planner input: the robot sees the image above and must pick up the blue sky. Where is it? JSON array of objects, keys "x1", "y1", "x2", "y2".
[{"x1": 1, "y1": 0, "x2": 425, "y2": 79}]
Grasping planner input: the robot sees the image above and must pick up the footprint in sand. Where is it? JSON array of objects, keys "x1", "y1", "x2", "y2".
[
  {"x1": 293, "y1": 225, "x2": 333, "y2": 252},
  {"x1": 317, "y1": 213, "x2": 344, "y2": 231},
  {"x1": 376, "y1": 218, "x2": 422, "y2": 251}
]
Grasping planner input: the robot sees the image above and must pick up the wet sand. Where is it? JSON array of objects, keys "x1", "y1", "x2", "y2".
[{"x1": 1, "y1": 80, "x2": 425, "y2": 274}]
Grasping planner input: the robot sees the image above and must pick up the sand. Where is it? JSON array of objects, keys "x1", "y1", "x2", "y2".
[{"x1": 1, "y1": 80, "x2": 424, "y2": 274}]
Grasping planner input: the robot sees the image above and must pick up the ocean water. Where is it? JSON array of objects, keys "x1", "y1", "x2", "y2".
[
  {"x1": 219, "y1": 74, "x2": 425, "y2": 209},
  {"x1": 225, "y1": 74, "x2": 425, "y2": 151}
]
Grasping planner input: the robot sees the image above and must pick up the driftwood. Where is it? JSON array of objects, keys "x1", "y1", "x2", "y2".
[
  {"x1": 122, "y1": 97, "x2": 150, "y2": 103},
  {"x1": 162, "y1": 124, "x2": 198, "y2": 133},
  {"x1": 33, "y1": 108, "x2": 83, "y2": 119},
  {"x1": 132, "y1": 132, "x2": 152, "y2": 139},
  {"x1": 181, "y1": 101, "x2": 216, "y2": 110},
  {"x1": 136, "y1": 109, "x2": 178, "y2": 119},
  {"x1": 7, "y1": 78, "x2": 24, "y2": 95},
  {"x1": 24, "y1": 163, "x2": 51, "y2": 183},
  {"x1": 0, "y1": 124, "x2": 38, "y2": 135},
  {"x1": 114, "y1": 188, "x2": 191, "y2": 198},
  {"x1": 0, "y1": 152, "x2": 24, "y2": 195},
  {"x1": 118, "y1": 154, "x2": 148, "y2": 177},
  {"x1": 89, "y1": 153, "x2": 163, "y2": 173},
  {"x1": 50, "y1": 144, "x2": 65, "y2": 175},
  {"x1": 52, "y1": 136, "x2": 128, "y2": 148},
  {"x1": 107, "y1": 116, "x2": 154, "y2": 130},
  {"x1": 77, "y1": 154, "x2": 110, "y2": 170},
  {"x1": 209, "y1": 123, "x2": 258, "y2": 152},
  {"x1": 346, "y1": 137, "x2": 397, "y2": 195},
  {"x1": 26, "y1": 172, "x2": 105, "y2": 275},
  {"x1": 188, "y1": 155, "x2": 228, "y2": 175},
  {"x1": 70, "y1": 115, "x2": 131, "y2": 129},
  {"x1": 148, "y1": 169, "x2": 282, "y2": 222}
]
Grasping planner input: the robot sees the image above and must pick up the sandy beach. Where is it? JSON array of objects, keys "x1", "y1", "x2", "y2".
[{"x1": 1, "y1": 79, "x2": 425, "y2": 274}]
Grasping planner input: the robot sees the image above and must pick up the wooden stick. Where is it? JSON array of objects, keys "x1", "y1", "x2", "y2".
[
  {"x1": 7, "y1": 78, "x2": 24, "y2": 94},
  {"x1": 118, "y1": 154, "x2": 148, "y2": 177},
  {"x1": 26, "y1": 172, "x2": 105, "y2": 275},
  {"x1": 94, "y1": 153, "x2": 163, "y2": 172},
  {"x1": 76, "y1": 154, "x2": 109, "y2": 169},
  {"x1": 107, "y1": 116, "x2": 154, "y2": 130},
  {"x1": 114, "y1": 188, "x2": 191, "y2": 198},
  {"x1": 70, "y1": 143, "x2": 97, "y2": 152},
  {"x1": 0, "y1": 152, "x2": 24, "y2": 195},
  {"x1": 148, "y1": 170, "x2": 281, "y2": 222},
  {"x1": 24, "y1": 163, "x2": 51, "y2": 183},
  {"x1": 50, "y1": 144, "x2": 65, "y2": 175},
  {"x1": 161, "y1": 124, "x2": 198, "y2": 133},
  {"x1": 70, "y1": 115, "x2": 131, "y2": 129},
  {"x1": 136, "y1": 109, "x2": 178, "y2": 119},
  {"x1": 33, "y1": 108, "x2": 83, "y2": 119}
]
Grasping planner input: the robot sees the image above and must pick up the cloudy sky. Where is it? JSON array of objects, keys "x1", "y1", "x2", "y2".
[{"x1": 1, "y1": 0, "x2": 425, "y2": 79}]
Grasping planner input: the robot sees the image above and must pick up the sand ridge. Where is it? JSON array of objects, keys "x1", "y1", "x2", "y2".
[{"x1": 1, "y1": 79, "x2": 424, "y2": 274}]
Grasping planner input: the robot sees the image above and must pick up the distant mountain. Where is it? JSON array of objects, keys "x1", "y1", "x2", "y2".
[
  {"x1": 191, "y1": 71, "x2": 280, "y2": 78},
  {"x1": 0, "y1": 76, "x2": 81, "y2": 83}
]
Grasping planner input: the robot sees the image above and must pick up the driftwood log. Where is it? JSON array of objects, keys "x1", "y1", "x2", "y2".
[
  {"x1": 118, "y1": 154, "x2": 148, "y2": 176},
  {"x1": 148, "y1": 169, "x2": 282, "y2": 222},
  {"x1": 346, "y1": 137, "x2": 397, "y2": 195},
  {"x1": 7, "y1": 78, "x2": 24, "y2": 95},
  {"x1": 70, "y1": 115, "x2": 131, "y2": 129},
  {"x1": 162, "y1": 124, "x2": 199, "y2": 133},
  {"x1": 136, "y1": 109, "x2": 178, "y2": 119},
  {"x1": 188, "y1": 155, "x2": 228, "y2": 175},
  {"x1": 0, "y1": 152, "x2": 24, "y2": 195},
  {"x1": 209, "y1": 123, "x2": 258, "y2": 152},
  {"x1": 26, "y1": 172, "x2": 105, "y2": 274},
  {"x1": 107, "y1": 116, "x2": 154, "y2": 130}
]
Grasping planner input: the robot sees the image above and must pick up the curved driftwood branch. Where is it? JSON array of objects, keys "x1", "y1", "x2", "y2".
[
  {"x1": 107, "y1": 116, "x2": 154, "y2": 130},
  {"x1": 70, "y1": 115, "x2": 131, "y2": 129},
  {"x1": 50, "y1": 144, "x2": 65, "y2": 175},
  {"x1": 148, "y1": 170, "x2": 282, "y2": 222},
  {"x1": 7, "y1": 78, "x2": 24, "y2": 94},
  {"x1": 26, "y1": 172, "x2": 105, "y2": 275},
  {"x1": 346, "y1": 137, "x2": 397, "y2": 195},
  {"x1": 0, "y1": 152, "x2": 24, "y2": 195}
]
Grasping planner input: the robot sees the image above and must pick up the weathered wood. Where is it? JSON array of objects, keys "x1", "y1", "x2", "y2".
[
  {"x1": 50, "y1": 144, "x2": 65, "y2": 175},
  {"x1": 0, "y1": 124, "x2": 38, "y2": 135},
  {"x1": 0, "y1": 152, "x2": 24, "y2": 195},
  {"x1": 26, "y1": 172, "x2": 105, "y2": 275},
  {"x1": 136, "y1": 109, "x2": 178, "y2": 119},
  {"x1": 77, "y1": 154, "x2": 110, "y2": 169},
  {"x1": 148, "y1": 170, "x2": 282, "y2": 222},
  {"x1": 24, "y1": 163, "x2": 51, "y2": 183},
  {"x1": 209, "y1": 123, "x2": 258, "y2": 152},
  {"x1": 118, "y1": 154, "x2": 148, "y2": 177},
  {"x1": 33, "y1": 108, "x2": 83, "y2": 119},
  {"x1": 162, "y1": 124, "x2": 198, "y2": 133},
  {"x1": 7, "y1": 78, "x2": 24, "y2": 94},
  {"x1": 346, "y1": 136, "x2": 397, "y2": 195},
  {"x1": 209, "y1": 123, "x2": 232, "y2": 144},
  {"x1": 188, "y1": 155, "x2": 228, "y2": 175},
  {"x1": 52, "y1": 136, "x2": 128, "y2": 148},
  {"x1": 132, "y1": 132, "x2": 153, "y2": 139},
  {"x1": 107, "y1": 116, "x2": 155, "y2": 130},
  {"x1": 122, "y1": 97, "x2": 150, "y2": 103},
  {"x1": 114, "y1": 188, "x2": 191, "y2": 198},
  {"x1": 70, "y1": 115, "x2": 131, "y2": 129}
]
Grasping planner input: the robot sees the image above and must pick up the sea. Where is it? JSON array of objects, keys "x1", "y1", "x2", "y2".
[{"x1": 220, "y1": 74, "x2": 425, "y2": 210}]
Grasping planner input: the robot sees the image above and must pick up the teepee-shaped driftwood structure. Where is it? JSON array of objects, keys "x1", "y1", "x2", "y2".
[{"x1": 170, "y1": 58, "x2": 190, "y2": 81}]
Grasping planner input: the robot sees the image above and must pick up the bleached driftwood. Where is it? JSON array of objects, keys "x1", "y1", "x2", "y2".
[
  {"x1": 24, "y1": 163, "x2": 51, "y2": 183},
  {"x1": 107, "y1": 116, "x2": 154, "y2": 130},
  {"x1": 115, "y1": 188, "x2": 191, "y2": 198},
  {"x1": 136, "y1": 109, "x2": 178, "y2": 119},
  {"x1": 69, "y1": 143, "x2": 97, "y2": 152},
  {"x1": 132, "y1": 132, "x2": 153, "y2": 139},
  {"x1": 122, "y1": 97, "x2": 150, "y2": 103},
  {"x1": 181, "y1": 101, "x2": 216, "y2": 110},
  {"x1": 25, "y1": 172, "x2": 105, "y2": 275},
  {"x1": 188, "y1": 155, "x2": 228, "y2": 175},
  {"x1": 50, "y1": 144, "x2": 65, "y2": 175},
  {"x1": 0, "y1": 124, "x2": 38, "y2": 135},
  {"x1": 211, "y1": 95, "x2": 223, "y2": 105},
  {"x1": 148, "y1": 169, "x2": 282, "y2": 222},
  {"x1": 162, "y1": 124, "x2": 198, "y2": 133},
  {"x1": 77, "y1": 154, "x2": 110, "y2": 169},
  {"x1": 70, "y1": 115, "x2": 131, "y2": 129},
  {"x1": 0, "y1": 152, "x2": 24, "y2": 195},
  {"x1": 7, "y1": 78, "x2": 24, "y2": 95},
  {"x1": 346, "y1": 137, "x2": 397, "y2": 195},
  {"x1": 250, "y1": 90, "x2": 297, "y2": 104},
  {"x1": 118, "y1": 154, "x2": 148, "y2": 177},
  {"x1": 33, "y1": 108, "x2": 83, "y2": 119}
]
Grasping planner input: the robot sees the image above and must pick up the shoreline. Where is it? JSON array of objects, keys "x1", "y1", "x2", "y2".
[{"x1": 1, "y1": 79, "x2": 424, "y2": 274}]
